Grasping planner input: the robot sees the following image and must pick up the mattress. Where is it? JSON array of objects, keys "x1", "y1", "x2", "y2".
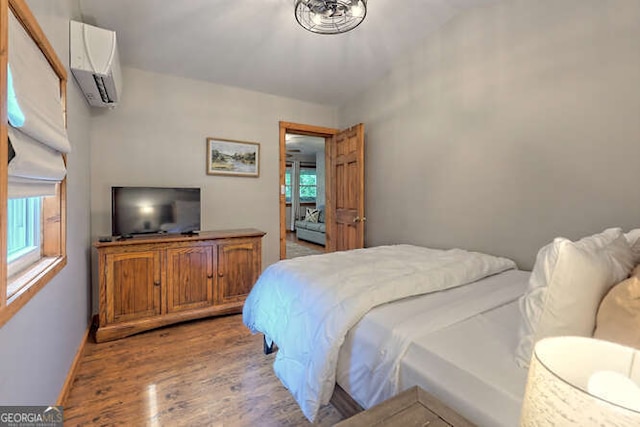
[{"x1": 336, "y1": 269, "x2": 530, "y2": 427}]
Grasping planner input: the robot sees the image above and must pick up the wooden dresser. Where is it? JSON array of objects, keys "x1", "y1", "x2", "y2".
[{"x1": 94, "y1": 228, "x2": 265, "y2": 342}]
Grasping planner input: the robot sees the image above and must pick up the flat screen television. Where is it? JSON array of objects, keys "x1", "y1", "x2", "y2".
[{"x1": 111, "y1": 186, "x2": 201, "y2": 236}]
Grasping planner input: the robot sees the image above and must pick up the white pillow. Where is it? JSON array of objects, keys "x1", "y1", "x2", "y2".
[
  {"x1": 625, "y1": 228, "x2": 640, "y2": 263},
  {"x1": 515, "y1": 228, "x2": 635, "y2": 368}
]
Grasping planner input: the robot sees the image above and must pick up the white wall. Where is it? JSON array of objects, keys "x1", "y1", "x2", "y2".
[
  {"x1": 0, "y1": 0, "x2": 92, "y2": 404},
  {"x1": 339, "y1": 0, "x2": 640, "y2": 269},
  {"x1": 90, "y1": 67, "x2": 336, "y2": 309}
]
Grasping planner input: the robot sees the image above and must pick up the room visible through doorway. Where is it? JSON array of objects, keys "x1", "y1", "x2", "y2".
[
  {"x1": 279, "y1": 122, "x2": 337, "y2": 260},
  {"x1": 279, "y1": 121, "x2": 366, "y2": 259},
  {"x1": 284, "y1": 133, "x2": 326, "y2": 259}
]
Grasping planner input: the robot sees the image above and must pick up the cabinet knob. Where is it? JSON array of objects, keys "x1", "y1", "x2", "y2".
[
  {"x1": 218, "y1": 272, "x2": 224, "y2": 277},
  {"x1": 353, "y1": 216, "x2": 360, "y2": 223},
  {"x1": 207, "y1": 274, "x2": 213, "y2": 279},
  {"x1": 154, "y1": 281, "x2": 160, "y2": 287}
]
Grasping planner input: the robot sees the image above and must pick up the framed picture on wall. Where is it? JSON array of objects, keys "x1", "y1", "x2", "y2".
[{"x1": 206, "y1": 137, "x2": 260, "y2": 177}]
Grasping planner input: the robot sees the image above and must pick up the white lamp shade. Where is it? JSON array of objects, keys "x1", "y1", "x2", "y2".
[{"x1": 521, "y1": 336, "x2": 640, "y2": 426}]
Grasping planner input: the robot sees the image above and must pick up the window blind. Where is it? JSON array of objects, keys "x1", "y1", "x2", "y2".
[
  {"x1": 7, "y1": 9, "x2": 71, "y2": 198},
  {"x1": 7, "y1": 129, "x2": 66, "y2": 197}
]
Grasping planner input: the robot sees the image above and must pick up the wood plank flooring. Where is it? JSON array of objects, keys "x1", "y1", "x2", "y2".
[
  {"x1": 65, "y1": 315, "x2": 343, "y2": 426},
  {"x1": 285, "y1": 231, "x2": 324, "y2": 251}
]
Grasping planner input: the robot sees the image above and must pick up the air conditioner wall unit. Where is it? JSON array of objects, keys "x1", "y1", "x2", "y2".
[{"x1": 70, "y1": 20, "x2": 122, "y2": 108}]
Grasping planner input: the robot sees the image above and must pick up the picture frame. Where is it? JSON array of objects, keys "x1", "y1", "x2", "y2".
[{"x1": 206, "y1": 137, "x2": 260, "y2": 177}]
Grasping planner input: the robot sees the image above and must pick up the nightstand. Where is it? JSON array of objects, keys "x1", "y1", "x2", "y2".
[{"x1": 334, "y1": 386, "x2": 475, "y2": 427}]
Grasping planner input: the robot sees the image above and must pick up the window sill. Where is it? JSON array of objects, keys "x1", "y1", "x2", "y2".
[
  {"x1": 0, "y1": 255, "x2": 66, "y2": 327},
  {"x1": 7, "y1": 246, "x2": 41, "y2": 277}
]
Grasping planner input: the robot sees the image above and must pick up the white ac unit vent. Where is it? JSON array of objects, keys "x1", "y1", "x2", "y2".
[{"x1": 70, "y1": 21, "x2": 122, "y2": 108}]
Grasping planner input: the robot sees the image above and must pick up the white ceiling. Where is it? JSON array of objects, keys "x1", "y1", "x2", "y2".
[
  {"x1": 286, "y1": 134, "x2": 325, "y2": 163},
  {"x1": 78, "y1": 0, "x2": 498, "y2": 106}
]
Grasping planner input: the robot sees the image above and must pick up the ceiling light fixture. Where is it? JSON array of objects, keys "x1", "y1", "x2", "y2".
[{"x1": 295, "y1": 0, "x2": 367, "y2": 35}]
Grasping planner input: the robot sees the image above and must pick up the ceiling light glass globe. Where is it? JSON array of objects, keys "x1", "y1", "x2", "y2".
[
  {"x1": 351, "y1": 1, "x2": 365, "y2": 18},
  {"x1": 311, "y1": 12, "x2": 324, "y2": 26}
]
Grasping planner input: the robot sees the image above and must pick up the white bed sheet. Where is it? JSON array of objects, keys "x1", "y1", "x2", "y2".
[
  {"x1": 336, "y1": 269, "x2": 529, "y2": 427},
  {"x1": 400, "y1": 299, "x2": 528, "y2": 427}
]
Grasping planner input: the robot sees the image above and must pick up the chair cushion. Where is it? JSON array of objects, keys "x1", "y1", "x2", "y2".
[
  {"x1": 317, "y1": 205, "x2": 326, "y2": 223},
  {"x1": 295, "y1": 220, "x2": 326, "y2": 233},
  {"x1": 304, "y1": 222, "x2": 325, "y2": 232}
]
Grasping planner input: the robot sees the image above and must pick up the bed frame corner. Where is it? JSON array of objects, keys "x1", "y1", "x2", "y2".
[{"x1": 263, "y1": 335, "x2": 275, "y2": 354}]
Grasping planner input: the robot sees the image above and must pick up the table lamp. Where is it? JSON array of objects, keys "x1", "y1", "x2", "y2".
[{"x1": 520, "y1": 336, "x2": 640, "y2": 426}]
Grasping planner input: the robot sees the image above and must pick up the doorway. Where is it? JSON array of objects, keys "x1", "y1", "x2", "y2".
[
  {"x1": 284, "y1": 134, "x2": 326, "y2": 259},
  {"x1": 279, "y1": 121, "x2": 366, "y2": 260},
  {"x1": 279, "y1": 122, "x2": 338, "y2": 260}
]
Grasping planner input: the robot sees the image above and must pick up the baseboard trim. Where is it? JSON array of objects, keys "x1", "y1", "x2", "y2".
[{"x1": 57, "y1": 315, "x2": 95, "y2": 406}]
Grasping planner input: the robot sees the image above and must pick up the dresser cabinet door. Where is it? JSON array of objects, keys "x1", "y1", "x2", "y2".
[
  {"x1": 216, "y1": 239, "x2": 261, "y2": 305},
  {"x1": 166, "y1": 245, "x2": 214, "y2": 313},
  {"x1": 104, "y1": 250, "x2": 161, "y2": 323}
]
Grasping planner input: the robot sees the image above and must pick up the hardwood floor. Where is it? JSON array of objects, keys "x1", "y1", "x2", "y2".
[
  {"x1": 285, "y1": 231, "x2": 324, "y2": 251},
  {"x1": 65, "y1": 315, "x2": 343, "y2": 426}
]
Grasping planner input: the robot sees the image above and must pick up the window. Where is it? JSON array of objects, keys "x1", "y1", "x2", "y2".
[
  {"x1": 285, "y1": 167, "x2": 317, "y2": 203},
  {"x1": 299, "y1": 168, "x2": 317, "y2": 203},
  {"x1": 7, "y1": 197, "x2": 42, "y2": 277},
  {"x1": 0, "y1": 0, "x2": 68, "y2": 327}
]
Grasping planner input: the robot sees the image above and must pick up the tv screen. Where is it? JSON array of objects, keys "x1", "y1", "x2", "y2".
[{"x1": 111, "y1": 187, "x2": 201, "y2": 236}]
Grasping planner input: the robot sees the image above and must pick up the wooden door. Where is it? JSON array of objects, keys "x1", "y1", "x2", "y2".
[
  {"x1": 104, "y1": 250, "x2": 161, "y2": 324},
  {"x1": 216, "y1": 238, "x2": 261, "y2": 305},
  {"x1": 165, "y1": 245, "x2": 214, "y2": 313},
  {"x1": 326, "y1": 123, "x2": 365, "y2": 252}
]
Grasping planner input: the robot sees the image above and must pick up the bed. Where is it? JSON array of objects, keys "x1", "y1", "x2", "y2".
[
  {"x1": 336, "y1": 269, "x2": 530, "y2": 427},
  {"x1": 243, "y1": 230, "x2": 639, "y2": 425},
  {"x1": 243, "y1": 244, "x2": 520, "y2": 423}
]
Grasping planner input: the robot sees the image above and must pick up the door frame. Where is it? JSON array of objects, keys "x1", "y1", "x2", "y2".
[{"x1": 279, "y1": 121, "x2": 338, "y2": 260}]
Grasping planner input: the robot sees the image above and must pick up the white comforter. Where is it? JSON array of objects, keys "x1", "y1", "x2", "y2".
[
  {"x1": 242, "y1": 244, "x2": 516, "y2": 421},
  {"x1": 337, "y1": 270, "x2": 529, "y2": 413}
]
